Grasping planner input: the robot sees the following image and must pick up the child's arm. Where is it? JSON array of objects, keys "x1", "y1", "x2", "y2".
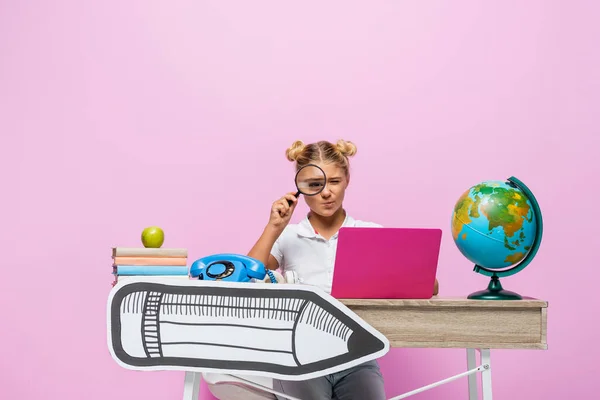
[{"x1": 248, "y1": 225, "x2": 282, "y2": 271}]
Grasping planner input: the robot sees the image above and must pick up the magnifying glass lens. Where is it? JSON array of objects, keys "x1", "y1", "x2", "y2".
[{"x1": 295, "y1": 165, "x2": 326, "y2": 196}]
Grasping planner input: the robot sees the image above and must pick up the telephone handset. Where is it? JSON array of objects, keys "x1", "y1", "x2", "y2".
[{"x1": 189, "y1": 253, "x2": 277, "y2": 283}]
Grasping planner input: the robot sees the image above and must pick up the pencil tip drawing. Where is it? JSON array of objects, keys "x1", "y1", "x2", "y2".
[{"x1": 107, "y1": 277, "x2": 389, "y2": 381}]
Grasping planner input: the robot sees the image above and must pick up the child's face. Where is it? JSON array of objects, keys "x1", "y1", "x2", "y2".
[{"x1": 303, "y1": 162, "x2": 348, "y2": 217}]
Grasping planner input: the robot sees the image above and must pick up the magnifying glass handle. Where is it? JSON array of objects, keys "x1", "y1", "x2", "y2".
[{"x1": 287, "y1": 191, "x2": 300, "y2": 206}]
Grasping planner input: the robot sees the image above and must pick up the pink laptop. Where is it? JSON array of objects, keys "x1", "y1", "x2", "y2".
[{"x1": 330, "y1": 227, "x2": 442, "y2": 299}]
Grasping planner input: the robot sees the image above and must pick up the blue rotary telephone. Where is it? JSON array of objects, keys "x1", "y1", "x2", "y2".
[{"x1": 189, "y1": 253, "x2": 277, "y2": 283}]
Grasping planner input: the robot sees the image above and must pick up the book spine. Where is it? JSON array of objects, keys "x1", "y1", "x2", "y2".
[
  {"x1": 113, "y1": 256, "x2": 187, "y2": 266},
  {"x1": 112, "y1": 247, "x2": 188, "y2": 257},
  {"x1": 113, "y1": 265, "x2": 190, "y2": 276},
  {"x1": 116, "y1": 275, "x2": 191, "y2": 281}
]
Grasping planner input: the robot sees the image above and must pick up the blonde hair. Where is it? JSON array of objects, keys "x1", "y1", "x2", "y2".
[{"x1": 285, "y1": 139, "x2": 357, "y2": 176}]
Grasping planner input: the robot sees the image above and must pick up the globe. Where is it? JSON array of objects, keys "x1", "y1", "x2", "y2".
[{"x1": 451, "y1": 176, "x2": 543, "y2": 300}]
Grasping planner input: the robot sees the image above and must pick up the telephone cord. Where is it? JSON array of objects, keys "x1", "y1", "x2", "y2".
[{"x1": 266, "y1": 270, "x2": 277, "y2": 283}]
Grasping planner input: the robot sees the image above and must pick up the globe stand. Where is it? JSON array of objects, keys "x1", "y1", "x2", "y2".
[
  {"x1": 467, "y1": 274, "x2": 523, "y2": 300},
  {"x1": 466, "y1": 176, "x2": 544, "y2": 301}
]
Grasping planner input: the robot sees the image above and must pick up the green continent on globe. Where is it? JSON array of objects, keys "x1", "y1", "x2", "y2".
[
  {"x1": 453, "y1": 185, "x2": 531, "y2": 244},
  {"x1": 451, "y1": 190, "x2": 473, "y2": 240},
  {"x1": 471, "y1": 183, "x2": 532, "y2": 242}
]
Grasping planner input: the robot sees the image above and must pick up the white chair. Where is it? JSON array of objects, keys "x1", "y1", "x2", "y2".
[
  {"x1": 202, "y1": 270, "x2": 297, "y2": 400},
  {"x1": 204, "y1": 373, "x2": 277, "y2": 400}
]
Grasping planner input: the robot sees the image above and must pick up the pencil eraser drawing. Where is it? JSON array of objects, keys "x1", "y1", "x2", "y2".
[{"x1": 107, "y1": 277, "x2": 390, "y2": 381}]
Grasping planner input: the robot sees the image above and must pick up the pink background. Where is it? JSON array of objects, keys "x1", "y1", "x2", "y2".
[{"x1": 1, "y1": 1, "x2": 598, "y2": 399}]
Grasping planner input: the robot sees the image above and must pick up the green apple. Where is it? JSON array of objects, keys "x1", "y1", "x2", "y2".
[{"x1": 141, "y1": 226, "x2": 165, "y2": 248}]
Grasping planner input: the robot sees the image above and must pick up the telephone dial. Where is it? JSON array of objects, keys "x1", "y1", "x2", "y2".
[{"x1": 189, "y1": 253, "x2": 277, "y2": 283}]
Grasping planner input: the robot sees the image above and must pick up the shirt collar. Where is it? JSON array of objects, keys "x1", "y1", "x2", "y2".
[{"x1": 296, "y1": 213, "x2": 356, "y2": 238}]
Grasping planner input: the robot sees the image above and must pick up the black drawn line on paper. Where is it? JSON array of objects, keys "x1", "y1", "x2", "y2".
[
  {"x1": 291, "y1": 299, "x2": 309, "y2": 366},
  {"x1": 161, "y1": 341, "x2": 294, "y2": 355},
  {"x1": 141, "y1": 291, "x2": 163, "y2": 358},
  {"x1": 160, "y1": 321, "x2": 294, "y2": 331}
]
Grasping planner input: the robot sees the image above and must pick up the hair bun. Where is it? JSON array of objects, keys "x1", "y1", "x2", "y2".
[
  {"x1": 285, "y1": 140, "x2": 306, "y2": 162},
  {"x1": 336, "y1": 139, "x2": 357, "y2": 157}
]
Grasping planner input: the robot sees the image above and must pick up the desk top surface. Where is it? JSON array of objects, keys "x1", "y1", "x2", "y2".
[{"x1": 339, "y1": 296, "x2": 548, "y2": 308}]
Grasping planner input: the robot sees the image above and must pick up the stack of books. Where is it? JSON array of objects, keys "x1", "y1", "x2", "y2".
[{"x1": 111, "y1": 247, "x2": 189, "y2": 286}]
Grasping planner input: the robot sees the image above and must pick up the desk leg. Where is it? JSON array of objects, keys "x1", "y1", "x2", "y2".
[
  {"x1": 182, "y1": 371, "x2": 201, "y2": 400},
  {"x1": 466, "y1": 348, "x2": 492, "y2": 400},
  {"x1": 466, "y1": 349, "x2": 478, "y2": 400},
  {"x1": 480, "y1": 349, "x2": 492, "y2": 399}
]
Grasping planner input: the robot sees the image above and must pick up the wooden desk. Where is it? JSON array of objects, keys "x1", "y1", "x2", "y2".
[{"x1": 339, "y1": 297, "x2": 548, "y2": 399}]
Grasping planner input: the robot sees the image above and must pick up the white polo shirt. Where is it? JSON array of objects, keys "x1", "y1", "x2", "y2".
[{"x1": 270, "y1": 214, "x2": 382, "y2": 294}]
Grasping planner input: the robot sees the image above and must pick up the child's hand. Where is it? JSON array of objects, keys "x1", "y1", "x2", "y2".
[{"x1": 269, "y1": 192, "x2": 298, "y2": 230}]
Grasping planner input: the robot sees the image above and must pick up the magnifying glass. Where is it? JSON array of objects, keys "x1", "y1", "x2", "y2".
[{"x1": 287, "y1": 164, "x2": 327, "y2": 205}]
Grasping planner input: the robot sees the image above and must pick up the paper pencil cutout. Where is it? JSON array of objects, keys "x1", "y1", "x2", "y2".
[{"x1": 107, "y1": 277, "x2": 389, "y2": 381}]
